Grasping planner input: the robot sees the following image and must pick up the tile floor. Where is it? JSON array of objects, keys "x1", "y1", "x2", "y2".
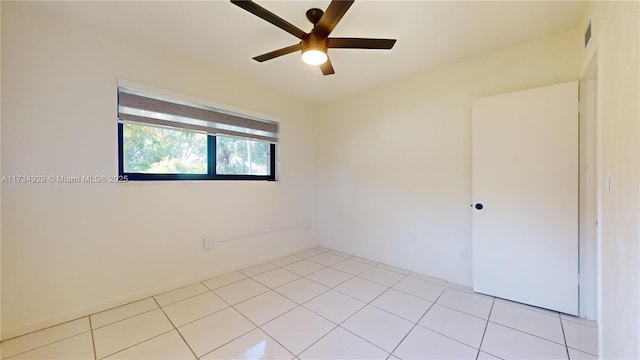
[{"x1": 1, "y1": 247, "x2": 599, "y2": 360}]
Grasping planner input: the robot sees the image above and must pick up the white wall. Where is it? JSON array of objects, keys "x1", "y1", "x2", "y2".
[
  {"x1": 317, "y1": 30, "x2": 582, "y2": 286},
  {"x1": 581, "y1": 2, "x2": 640, "y2": 358},
  {"x1": 0, "y1": 3, "x2": 3, "y2": 356},
  {"x1": 1, "y1": 3, "x2": 318, "y2": 339}
]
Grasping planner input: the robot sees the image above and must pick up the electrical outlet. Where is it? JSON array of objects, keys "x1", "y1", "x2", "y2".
[
  {"x1": 203, "y1": 238, "x2": 213, "y2": 249},
  {"x1": 410, "y1": 233, "x2": 416, "y2": 242},
  {"x1": 303, "y1": 218, "x2": 312, "y2": 230},
  {"x1": 459, "y1": 248, "x2": 468, "y2": 260}
]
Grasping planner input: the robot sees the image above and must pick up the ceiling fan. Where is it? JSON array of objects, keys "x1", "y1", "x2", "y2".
[{"x1": 230, "y1": 0, "x2": 397, "y2": 75}]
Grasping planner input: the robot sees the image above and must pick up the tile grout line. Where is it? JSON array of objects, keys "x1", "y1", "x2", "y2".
[
  {"x1": 91, "y1": 304, "x2": 159, "y2": 331},
  {"x1": 386, "y1": 287, "x2": 448, "y2": 359},
  {"x1": 559, "y1": 314, "x2": 571, "y2": 359},
  {"x1": 0, "y1": 316, "x2": 91, "y2": 344},
  {"x1": 97, "y1": 327, "x2": 176, "y2": 360},
  {"x1": 88, "y1": 317, "x2": 97, "y2": 360},
  {"x1": 494, "y1": 298, "x2": 561, "y2": 319},
  {"x1": 198, "y1": 292, "x2": 295, "y2": 359},
  {"x1": 151, "y1": 297, "x2": 198, "y2": 360},
  {"x1": 434, "y1": 301, "x2": 493, "y2": 322},
  {"x1": 200, "y1": 248, "x2": 345, "y2": 357},
  {"x1": 242, "y1": 252, "x2": 409, "y2": 358},
  {"x1": 486, "y1": 320, "x2": 569, "y2": 348},
  {"x1": 293, "y1": 271, "x2": 413, "y2": 358},
  {"x1": 1, "y1": 328, "x2": 93, "y2": 360},
  {"x1": 155, "y1": 287, "x2": 211, "y2": 308},
  {"x1": 337, "y1": 272, "x2": 414, "y2": 358},
  {"x1": 406, "y1": 295, "x2": 495, "y2": 354},
  {"x1": 476, "y1": 297, "x2": 496, "y2": 359}
]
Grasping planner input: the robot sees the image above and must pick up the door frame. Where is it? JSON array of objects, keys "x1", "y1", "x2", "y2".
[{"x1": 578, "y1": 49, "x2": 600, "y2": 321}]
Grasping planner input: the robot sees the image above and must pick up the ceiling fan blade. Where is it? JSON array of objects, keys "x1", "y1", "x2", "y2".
[
  {"x1": 328, "y1": 37, "x2": 397, "y2": 49},
  {"x1": 231, "y1": 0, "x2": 307, "y2": 39},
  {"x1": 320, "y1": 57, "x2": 335, "y2": 76},
  {"x1": 315, "y1": 0, "x2": 354, "y2": 37},
  {"x1": 253, "y1": 43, "x2": 301, "y2": 62}
]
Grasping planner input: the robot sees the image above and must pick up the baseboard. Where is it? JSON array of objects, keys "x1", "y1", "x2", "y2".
[{"x1": 1, "y1": 244, "x2": 318, "y2": 341}]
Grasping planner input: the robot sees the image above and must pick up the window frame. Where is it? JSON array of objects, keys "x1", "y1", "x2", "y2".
[{"x1": 117, "y1": 123, "x2": 277, "y2": 181}]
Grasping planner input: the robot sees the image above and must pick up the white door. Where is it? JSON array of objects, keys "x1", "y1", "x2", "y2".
[{"x1": 472, "y1": 81, "x2": 579, "y2": 315}]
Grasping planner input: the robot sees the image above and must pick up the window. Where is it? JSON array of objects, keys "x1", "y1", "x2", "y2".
[{"x1": 117, "y1": 86, "x2": 277, "y2": 181}]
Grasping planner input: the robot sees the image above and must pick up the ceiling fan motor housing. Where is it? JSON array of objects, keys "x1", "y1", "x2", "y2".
[{"x1": 306, "y1": 8, "x2": 324, "y2": 25}]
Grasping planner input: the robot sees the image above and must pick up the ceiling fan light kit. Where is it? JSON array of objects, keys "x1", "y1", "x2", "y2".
[
  {"x1": 231, "y1": 0, "x2": 397, "y2": 75},
  {"x1": 301, "y1": 33, "x2": 328, "y2": 65}
]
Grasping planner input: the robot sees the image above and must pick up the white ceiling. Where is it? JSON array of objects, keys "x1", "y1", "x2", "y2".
[{"x1": 26, "y1": 1, "x2": 585, "y2": 103}]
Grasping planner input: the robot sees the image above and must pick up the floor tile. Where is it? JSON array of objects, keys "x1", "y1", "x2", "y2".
[
  {"x1": 299, "y1": 327, "x2": 388, "y2": 359},
  {"x1": 304, "y1": 290, "x2": 366, "y2": 324},
  {"x1": 335, "y1": 277, "x2": 387, "y2": 303},
  {"x1": 371, "y1": 289, "x2": 433, "y2": 322},
  {"x1": 240, "y1": 262, "x2": 278, "y2": 277},
  {"x1": 275, "y1": 278, "x2": 329, "y2": 304},
  {"x1": 178, "y1": 307, "x2": 255, "y2": 357},
  {"x1": 409, "y1": 272, "x2": 448, "y2": 285},
  {"x1": 446, "y1": 282, "x2": 476, "y2": 294},
  {"x1": 93, "y1": 309, "x2": 173, "y2": 359},
  {"x1": 305, "y1": 267, "x2": 352, "y2": 288},
  {"x1": 562, "y1": 319, "x2": 598, "y2": 355},
  {"x1": 560, "y1": 314, "x2": 597, "y2": 328},
  {"x1": 419, "y1": 304, "x2": 487, "y2": 348},
  {"x1": 252, "y1": 268, "x2": 301, "y2": 289},
  {"x1": 213, "y1": 278, "x2": 269, "y2": 305},
  {"x1": 568, "y1": 347, "x2": 597, "y2": 359},
  {"x1": 481, "y1": 322, "x2": 567, "y2": 359},
  {"x1": 1, "y1": 318, "x2": 90, "y2": 359},
  {"x1": 105, "y1": 330, "x2": 195, "y2": 359},
  {"x1": 162, "y1": 292, "x2": 228, "y2": 327},
  {"x1": 91, "y1": 298, "x2": 158, "y2": 330},
  {"x1": 350, "y1": 257, "x2": 379, "y2": 266},
  {"x1": 358, "y1": 267, "x2": 405, "y2": 287},
  {"x1": 262, "y1": 307, "x2": 335, "y2": 355},
  {"x1": 341, "y1": 305, "x2": 413, "y2": 352},
  {"x1": 393, "y1": 326, "x2": 478, "y2": 359},
  {"x1": 283, "y1": 260, "x2": 325, "y2": 276},
  {"x1": 202, "y1": 271, "x2": 247, "y2": 290},
  {"x1": 490, "y1": 301, "x2": 564, "y2": 344},
  {"x1": 436, "y1": 288, "x2": 493, "y2": 319},
  {"x1": 494, "y1": 298, "x2": 559, "y2": 318},
  {"x1": 328, "y1": 250, "x2": 353, "y2": 258},
  {"x1": 295, "y1": 248, "x2": 327, "y2": 259},
  {"x1": 200, "y1": 328, "x2": 293, "y2": 360},
  {"x1": 477, "y1": 352, "x2": 502, "y2": 359},
  {"x1": 154, "y1": 283, "x2": 209, "y2": 307},
  {"x1": 270, "y1": 255, "x2": 304, "y2": 267},
  {"x1": 393, "y1": 277, "x2": 445, "y2": 302},
  {"x1": 332, "y1": 259, "x2": 374, "y2": 275},
  {"x1": 376, "y1": 264, "x2": 411, "y2": 275},
  {"x1": 8, "y1": 332, "x2": 94, "y2": 360},
  {"x1": 234, "y1": 291, "x2": 297, "y2": 325},
  {"x1": 308, "y1": 253, "x2": 346, "y2": 266}
]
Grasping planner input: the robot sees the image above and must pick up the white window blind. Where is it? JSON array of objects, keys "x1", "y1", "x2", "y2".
[{"x1": 117, "y1": 87, "x2": 279, "y2": 144}]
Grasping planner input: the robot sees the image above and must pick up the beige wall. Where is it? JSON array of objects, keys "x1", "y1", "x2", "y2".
[
  {"x1": 581, "y1": 1, "x2": 640, "y2": 358},
  {"x1": 0, "y1": 2, "x2": 3, "y2": 356},
  {"x1": 317, "y1": 30, "x2": 582, "y2": 286},
  {"x1": 1, "y1": 3, "x2": 318, "y2": 339}
]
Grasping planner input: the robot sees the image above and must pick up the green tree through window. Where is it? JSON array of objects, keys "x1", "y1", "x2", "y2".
[{"x1": 123, "y1": 124, "x2": 207, "y2": 174}]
